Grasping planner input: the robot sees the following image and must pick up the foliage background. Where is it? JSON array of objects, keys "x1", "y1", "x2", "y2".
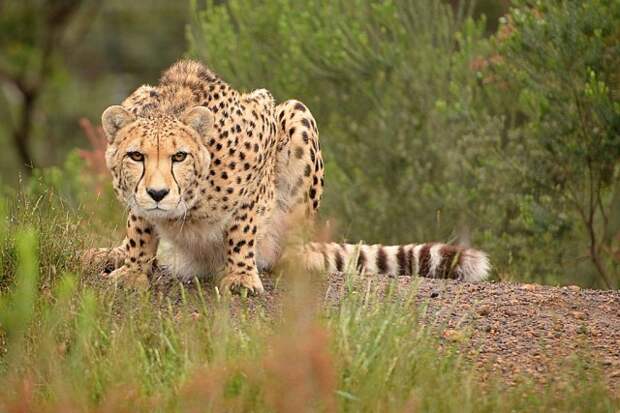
[{"x1": 0, "y1": 0, "x2": 619, "y2": 288}]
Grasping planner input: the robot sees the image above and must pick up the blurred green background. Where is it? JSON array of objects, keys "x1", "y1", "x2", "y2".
[{"x1": 0, "y1": 0, "x2": 618, "y2": 288}]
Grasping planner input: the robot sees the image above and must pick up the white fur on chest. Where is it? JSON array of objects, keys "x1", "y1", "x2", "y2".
[{"x1": 155, "y1": 214, "x2": 232, "y2": 281}]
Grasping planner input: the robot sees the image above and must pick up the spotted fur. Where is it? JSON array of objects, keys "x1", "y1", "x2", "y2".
[{"x1": 90, "y1": 60, "x2": 489, "y2": 293}]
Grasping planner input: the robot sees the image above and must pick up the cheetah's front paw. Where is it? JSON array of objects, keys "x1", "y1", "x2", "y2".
[
  {"x1": 219, "y1": 272, "x2": 265, "y2": 295},
  {"x1": 108, "y1": 265, "x2": 150, "y2": 290},
  {"x1": 81, "y1": 247, "x2": 125, "y2": 274}
]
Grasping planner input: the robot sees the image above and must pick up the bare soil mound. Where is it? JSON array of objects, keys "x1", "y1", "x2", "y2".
[
  {"x1": 366, "y1": 276, "x2": 620, "y2": 388},
  {"x1": 202, "y1": 273, "x2": 620, "y2": 389},
  {"x1": 118, "y1": 264, "x2": 619, "y2": 390}
]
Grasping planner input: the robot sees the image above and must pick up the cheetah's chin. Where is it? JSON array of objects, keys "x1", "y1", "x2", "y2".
[{"x1": 136, "y1": 206, "x2": 186, "y2": 221}]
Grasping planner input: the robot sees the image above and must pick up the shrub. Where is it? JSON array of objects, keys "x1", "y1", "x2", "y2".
[{"x1": 485, "y1": 0, "x2": 620, "y2": 287}]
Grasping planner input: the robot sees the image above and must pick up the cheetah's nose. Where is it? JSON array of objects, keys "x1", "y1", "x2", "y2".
[{"x1": 147, "y1": 187, "x2": 170, "y2": 202}]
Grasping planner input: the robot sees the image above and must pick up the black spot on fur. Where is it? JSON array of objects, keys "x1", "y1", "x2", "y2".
[
  {"x1": 294, "y1": 146, "x2": 304, "y2": 159},
  {"x1": 335, "y1": 251, "x2": 344, "y2": 272},
  {"x1": 418, "y1": 244, "x2": 433, "y2": 277},
  {"x1": 376, "y1": 247, "x2": 388, "y2": 273},
  {"x1": 436, "y1": 244, "x2": 461, "y2": 279},
  {"x1": 408, "y1": 247, "x2": 415, "y2": 275},
  {"x1": 397, "y1": 246, "x2": 409, "y2": 275}
]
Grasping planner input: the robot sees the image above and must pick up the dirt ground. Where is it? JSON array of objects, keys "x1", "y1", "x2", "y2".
[
  {"x1": 387, "y1": 276, "x2": 620, "y2": 389},
  {"x1": 179, "y1": 272, "x2": 620, "y2": 390}
]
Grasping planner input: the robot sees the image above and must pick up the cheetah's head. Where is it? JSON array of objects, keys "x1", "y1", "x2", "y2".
[{"x1": 101, "y1": 105, "x2": 214, "y2": 221}]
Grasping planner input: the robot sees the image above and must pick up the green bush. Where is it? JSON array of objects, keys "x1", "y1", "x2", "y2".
[
  {"x1": 0, "y1": 153, "x2": 124, "y2": 292},
  {"x1": 487, "y1": 0, "x2": 620, "y2": 287}
]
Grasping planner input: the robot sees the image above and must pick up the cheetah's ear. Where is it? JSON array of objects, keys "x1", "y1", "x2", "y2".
[
  {"x1": 181, "y1": 106, "x2": 214, "y2": 142},
  {"x1": 101, "y1": 105, "x2": 135, "y2": 143}
]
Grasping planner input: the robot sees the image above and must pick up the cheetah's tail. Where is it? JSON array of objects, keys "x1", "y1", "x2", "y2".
[{"x1": 301, "y1": 242, "x2": 490, "y2": 282}]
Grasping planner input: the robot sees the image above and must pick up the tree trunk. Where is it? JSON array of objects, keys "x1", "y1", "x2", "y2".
[{"x1": 12, "y1": 90, "x2": 37, "y2": 172}]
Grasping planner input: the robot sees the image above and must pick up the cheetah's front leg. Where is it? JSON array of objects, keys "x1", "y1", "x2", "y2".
[
  {"x1": 219, "y1": 204, "x2": 264, "y2": 295},
  {"x1": 108, "y1": 213, "x2": 159, "y2": 289}
]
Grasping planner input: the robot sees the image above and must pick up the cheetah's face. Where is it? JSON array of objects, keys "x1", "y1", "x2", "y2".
[{"x1": 101, "y1": 105, "x2": 214, "y2": 221}]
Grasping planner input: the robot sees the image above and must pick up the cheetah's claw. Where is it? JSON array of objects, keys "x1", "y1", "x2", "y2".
[{"x1": 219, "y1": 273, "x2": 265, "y2": 296}]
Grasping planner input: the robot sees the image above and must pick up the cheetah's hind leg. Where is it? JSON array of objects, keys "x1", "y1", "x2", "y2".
[
  {"x1": 274, "y1": 99, "x2": 324, "y2": 219},
  {"x1": 254, "y1": 100, "x2": 324, "y2": 273}
]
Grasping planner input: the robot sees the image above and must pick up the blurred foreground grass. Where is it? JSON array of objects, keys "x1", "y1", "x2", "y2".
[{"x1": 0, "y1": 188, "x2": 618, "y2": 412}]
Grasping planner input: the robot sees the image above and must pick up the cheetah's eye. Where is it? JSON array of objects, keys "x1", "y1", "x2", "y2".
[
  {"x1": 172, "y1": 151, "x2": 188, "y2": 162},
  {"x1": 127, "y1": 151, "x2": 144, "y2": 162}
]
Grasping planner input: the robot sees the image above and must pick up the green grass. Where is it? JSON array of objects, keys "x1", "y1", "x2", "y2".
[{"x1": 0, "y1": 189, "x2": 618, "y2": 412}]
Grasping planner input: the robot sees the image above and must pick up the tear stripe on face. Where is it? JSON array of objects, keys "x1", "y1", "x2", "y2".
[
  {"x1": 170, "y1": 158, "x2": 182, "y2": 199},
  {"x1": 133, "y1": 156, "x2": 146, "y2": 196}
]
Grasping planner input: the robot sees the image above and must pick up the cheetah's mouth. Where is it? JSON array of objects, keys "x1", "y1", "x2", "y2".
[
  {"x1": 141, "y1": 207, "x2": 178, "y2": 221},
  {"x1": 137, "y1": 199, "x2": 189, "y2": 221}
]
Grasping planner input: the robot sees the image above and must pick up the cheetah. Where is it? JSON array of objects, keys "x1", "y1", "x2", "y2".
[{"x1": 86, "y1": 60, "x2": 489, "y2": 294}]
